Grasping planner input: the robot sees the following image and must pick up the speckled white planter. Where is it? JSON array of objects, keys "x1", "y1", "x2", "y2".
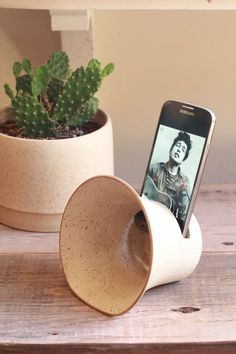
[
  {"x1": 60, "y1": 175, "x2": 202, "y2": 316},
  {"x1": 0, "y1": 110, "x2": 113, "y2": 232}
]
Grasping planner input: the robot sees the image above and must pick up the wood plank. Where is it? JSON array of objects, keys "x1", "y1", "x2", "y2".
[
  {"x1": 193, "y1": 184, "x2": 236, "y2": 252},
  {"x1": 0, "y1": 184, "x2": 235, "y2": 254},
  {"x1": 1, "y1": 343, "x2": 236, "y2": 354},
  {"x1": 200, "y1": 224, "x2": 236, "y2": 253},
  {"x1": 1, "y1": 223, "x2": 235, "y2": 254},
  {"x1": 194, "y1": 184, "x2": 236, "y2": 226},
  {"x1": 0, "y1": 224, "x2": 58, "y2": 253},
  {"x1": 0, "y1": 253, "x2": 235, "y2": 348},
  {"x1": 0, "y1": 223, "x2": 236, "y2": 254}
]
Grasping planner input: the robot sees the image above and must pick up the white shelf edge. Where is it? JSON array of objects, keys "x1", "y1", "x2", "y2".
[{"x1": 1, "y1": 0, "x2": 236, "y2": 10}]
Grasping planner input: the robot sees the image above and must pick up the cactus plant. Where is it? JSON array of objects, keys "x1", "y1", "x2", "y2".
[
  {"x1": 12, "y1": 95, "x2": 55, "y2": 138},
  {"x1": 3, "y1": 51, "x2": 114, "y2": 139}
]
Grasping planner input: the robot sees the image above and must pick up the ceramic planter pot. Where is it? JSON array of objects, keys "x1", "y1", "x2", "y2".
[
  {"x1": 0, "y1": 110, "x2": 113, "y2": 232},
  {"x1": 60, "y1": 175, "x2": 202, "y2": 316}
]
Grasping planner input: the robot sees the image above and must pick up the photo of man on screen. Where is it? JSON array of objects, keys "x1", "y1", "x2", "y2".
[{"x1": 142, "y1": 131, "x2": 192, "y2": 230}]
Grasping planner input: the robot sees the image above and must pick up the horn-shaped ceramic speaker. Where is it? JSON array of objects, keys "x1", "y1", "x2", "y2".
[{"x1": 60, "y1": 175, "x2": 202, "y2": 316}]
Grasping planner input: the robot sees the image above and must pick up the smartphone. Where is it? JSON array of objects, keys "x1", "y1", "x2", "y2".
[{"x1": 140, "y1": 100, "x2": 216, "y2": 238}]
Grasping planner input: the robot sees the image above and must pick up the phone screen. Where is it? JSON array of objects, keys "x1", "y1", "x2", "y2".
[{"x1": 140, "y1": 100, "x2": 213, "y2": 234}]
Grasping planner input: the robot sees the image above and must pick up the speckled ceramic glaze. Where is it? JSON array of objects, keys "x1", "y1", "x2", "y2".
[
  {"x1": 0, "y1": 110, "x2": 113, "y2": 232},
  {"x1": 60, "y1": 175, "x2": 202, "y2": 316}
]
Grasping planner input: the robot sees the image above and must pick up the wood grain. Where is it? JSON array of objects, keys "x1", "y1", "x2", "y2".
[
  {"x1": 0, "y1": 184, "x2": 235, "y2": 353},
  {"x1": 1, "y1": 223, "x2": 235, "y2": 254},
  {"x1": 0, "y1": 253, "x2": 235, "y2": 346},
  {"x1": 0, "y1": 224, "x2": 58, "y2": 253},
  {"x1": 194, "y1": 184, "x2": 236, "y2": 226},
  {"x1": 0, "y1": 184, "x2": 235, "y2": 254},
  {"x1": 1, "y1": 343, "x2": 236, "y2": 354}
]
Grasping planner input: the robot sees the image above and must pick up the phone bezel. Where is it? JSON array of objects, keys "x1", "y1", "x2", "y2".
[{"x1": 140, "y1": 100, "x2": 216, "y2": 238}]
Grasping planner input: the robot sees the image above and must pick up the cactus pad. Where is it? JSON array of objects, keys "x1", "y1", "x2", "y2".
[
  {"x1": 31, "y1": 66, "x2": 50, "y2": 98},
  {"x1": 67, "y1": 97, "x2": 99, "y2": 127},
  {"x1": 16, "y1": 74, "x2": 32, "y2": 95},
  {"x1": 12, "y1": 95, "x2": 56, "y2": 138},
  {"x1": 47, "y1": 78, "x2": 64, "y2": 104},
  {"x1": 53, "y1": 64, "x2": 101, "y2": 122},
  {"x1": 4, "y1": 84, "x2": 14, "y2": 100},
  {"x1": 47, "y1": 51, "x2": 70, "y2": 80},
  {"x1": 13, "y1": 62, "x2": 23, "y2": 77},
  {"x1": 22, "y1": 59, "x2": 32, "y2": 75}
]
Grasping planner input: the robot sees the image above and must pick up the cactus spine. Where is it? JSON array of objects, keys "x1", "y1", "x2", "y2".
[
  {"x1": 12, "y1": 95, "x2": 56, "y2": 138},
  {"x1": 3, "y1": 51, "x2": 114, "y2": 139},
  {"x1": 67, "y1": 97, "x2": 99, "y2": 127}
]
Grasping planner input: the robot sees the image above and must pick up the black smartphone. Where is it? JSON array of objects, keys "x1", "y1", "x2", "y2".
[{"x1": 140, "y1": 100, "x2": 216, "y2": 238}]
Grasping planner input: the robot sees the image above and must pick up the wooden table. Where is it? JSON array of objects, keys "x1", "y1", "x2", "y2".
[{"x1": 0, "y1": 184, "x2": 235, "y2": 354}]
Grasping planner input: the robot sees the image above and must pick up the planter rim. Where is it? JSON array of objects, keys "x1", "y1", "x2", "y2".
[{"x1": 0, "y1": 108, "x2": 109, "y2": 144}]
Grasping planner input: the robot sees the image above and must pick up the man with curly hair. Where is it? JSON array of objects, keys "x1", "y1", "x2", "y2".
[{"x1": 143, "y1": 131, "x2": 192, "y2": 230}]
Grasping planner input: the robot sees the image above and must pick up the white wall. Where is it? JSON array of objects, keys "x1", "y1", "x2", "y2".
[
  {"x1": 0, "y1": 9, "x2": 235, "y2": 187},
  {"x1": 94, "y1": 10, "x2": 236, "y2": 187},
  {"x1": 0, "y1": 9, "x2": 60, "y2": 107}
]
